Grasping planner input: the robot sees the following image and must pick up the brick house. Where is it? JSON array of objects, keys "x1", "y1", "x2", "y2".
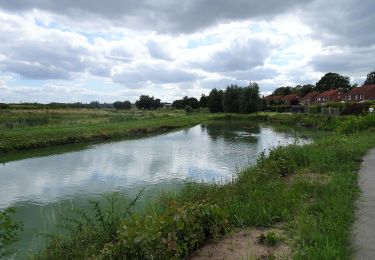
[
  {"x1": 263, "y1": 95, "x2": 282, "y2": 104},
  {"x1": 301, "y1": 92, "x2": 319, "y2": 104},
  {"x1": 343, "y1": 84, "x2": 375, "y2": 102},
  {"x1": 316, "y1": 89, "x2": 344, "y2": 103},
  {"x1": 280, "y1": 94, "x2": 300, "y2": 105}
]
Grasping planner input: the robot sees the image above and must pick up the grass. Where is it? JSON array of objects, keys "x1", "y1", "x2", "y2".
[
  {"x1": 31, "y1": 113, "x2": 375, "y2": 259},
  {"x1": 0, "y1": 108, "x2": 214, "y2": 154}
]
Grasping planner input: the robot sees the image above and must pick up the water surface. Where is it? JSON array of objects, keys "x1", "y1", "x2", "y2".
[{"x1": 0, "y1": 121, "x2": 310, "y2": 257}]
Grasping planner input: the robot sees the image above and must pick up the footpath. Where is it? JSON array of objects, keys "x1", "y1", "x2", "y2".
[{"x1": 354, "y1": 149, "x2": 375, "y2": 260}]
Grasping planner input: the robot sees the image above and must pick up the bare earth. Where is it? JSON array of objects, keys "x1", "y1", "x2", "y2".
[
  {"x1": 189, "y1": 228, "x2": 291, "y2": 260},
  {"x1": 353, "y1": 148, "x2": 375, "y2": 260}
]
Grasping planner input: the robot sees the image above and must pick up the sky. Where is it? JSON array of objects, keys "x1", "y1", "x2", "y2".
[{"x1": 0, "y1": 0, "x2": 374, "y2": 103}]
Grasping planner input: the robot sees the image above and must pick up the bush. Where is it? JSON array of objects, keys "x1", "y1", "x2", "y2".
[
  {"x1": 37, "y1": 194, "x2": 230, "y2": 259},
  {"x1": 257, "y1": 147, "x2": 297, "y2": 177},
  {"x1": 0, "y1": 208, "x2": 23, "y2": 257},
  {"x1": 341, "y1": 102, "x2": 371, "y2": 115},
  {"x1": 185, "y1": 105, "x2": 193, "y2": 114},
  {"x1": 337, "y1": 114, "x2": 375, "y2": 134}
]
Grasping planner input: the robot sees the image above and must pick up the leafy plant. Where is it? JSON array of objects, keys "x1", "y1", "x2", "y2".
[{"x1": 0, "y1": 207, "x2": 23, "y2": 257}]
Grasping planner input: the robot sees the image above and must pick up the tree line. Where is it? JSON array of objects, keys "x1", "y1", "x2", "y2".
[{"x1": 272, "y1": 69, "x2": 375, "y2": 97}]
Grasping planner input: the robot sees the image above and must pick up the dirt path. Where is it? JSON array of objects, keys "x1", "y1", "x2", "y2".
[
  {"x1": 189, "y1": 228, "x2": 290, "y2": 260},
  {"x1": 353, "y1": 149, "x2": 375, "y2": 259}
]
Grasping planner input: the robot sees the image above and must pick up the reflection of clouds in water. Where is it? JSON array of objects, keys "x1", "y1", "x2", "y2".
[{"x1": 0, "y1": 124, "x2": 310, "y2": 209}]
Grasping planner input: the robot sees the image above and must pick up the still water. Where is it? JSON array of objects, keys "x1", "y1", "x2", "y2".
[{"x1": 0, "y1": 121, "x2": 310, "y2": 257}]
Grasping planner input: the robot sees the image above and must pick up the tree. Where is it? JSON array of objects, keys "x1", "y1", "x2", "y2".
[
  {"x1": 135, "y1": 95, "x2": 162, "y2": 110},
  {"x1": 364, "y1": 70, "x2": 375, "y2": 85},
  {"x1": 199, "y1": 94, "x2": 208, "y2": 107},
  {"x1": 315, "y1": 72, "x2": 352, "y2": 92},
  {"x1": 240, "y1": 82, "x2": 262, "y2": 113},
  {"x1": 172, "y1": 96, "x2": 200, "y2": 109},
  {"x1": 294, "y1": 84, "x2": 314, "y2": 97},
  {"x1": 208, "y1": 88, "x2": 224, "y2": 113},
  {"x1": 272, "y1": 86, "x2": 293, "y2": 96},
  {"x1": 223, "y1": 85, "x2": 243, "y2": 113},
  {"x1": 113, "y1": 100, "x2": 132, "y2": 110}
]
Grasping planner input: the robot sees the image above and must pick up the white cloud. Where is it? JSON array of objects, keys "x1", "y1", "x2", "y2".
[{"x1": 0, "y1": 0, "x2": 374, "y2": 102}]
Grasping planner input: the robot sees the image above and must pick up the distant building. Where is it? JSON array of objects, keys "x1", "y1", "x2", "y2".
[
  {"x1": 343, "y1": 84, "x2": 375, "y2": 102},
  {"x1": 263, "y1": 95, "x2": 282, "y2": 104},
  {"x1": 162, "y1": 103, "x2": 172, "y2": 108},
  {"x1": 316, "y1": 89, "x2": 343, "y2": 103},
  {"x1": 301, "y1": 92, "x2": 319, "y2": 104},
  {"x1": 280, "y1": 94, "x2": 300, "y2": 105}
]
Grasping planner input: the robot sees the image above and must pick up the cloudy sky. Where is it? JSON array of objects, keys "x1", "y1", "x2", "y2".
[{"x1": 0, "y1": 0, "x2": 374, "y2": 103}]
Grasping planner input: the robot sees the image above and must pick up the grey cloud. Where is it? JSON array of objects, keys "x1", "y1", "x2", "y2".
[
  {"x1": 302, "y1": 0, "x2": 375, "y2": 47},
  {"x1": 196, "y1": 39, "x2": 273, "y2": 73},
  {"x1": 112, "y1": 64, "x2": 200, "y2": 85},
  {"x1": 311, "y1": 47, "x2": 375, "y2": 78},
  {"x1": 0, "y1": 35, "x2": 91, "y2": 79},
  {"x1": 0, "y1": 0, "x2": 313, "y2": 33}
]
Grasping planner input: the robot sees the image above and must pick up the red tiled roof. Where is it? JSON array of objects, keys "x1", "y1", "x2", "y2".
[
  {"x1": 264, "y1": 95, "x2": 282, "y2": 101},
  {"x1": 302, "y1": 91, "x2": 319, "y2": 99},
  {"x1": 317, "y1": 89, "x2": 341, "y2": 98},
  {"x1": 280, "y1": 94, "x2": 299, "y2": 101},
  {"x1": 348, "y1": 85, "x2": 375, "y2": 95}
]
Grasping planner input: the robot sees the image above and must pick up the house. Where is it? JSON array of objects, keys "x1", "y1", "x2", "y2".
[
  {"x1": 280, "y1": 94, "x2": 300, "y2": 105},
  {"x1": 301, "y1": 92, "x2": 319, "y2": 104},
  {"x1": 263, "y1": 95, "x2": 282, "y2": 104},
  {"x1": 343, "y1": 84, "x2": 375, "y2": 102},
  {"x1": 316, "y1": 89, "x2": 344, "y2": 103}
]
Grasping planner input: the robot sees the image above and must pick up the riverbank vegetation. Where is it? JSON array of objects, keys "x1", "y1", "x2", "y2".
[
  {"x1": 30, "y1": 113, "x2": 375, "y2": 259},
  {"x1": 0, "y1": 109, "x2": 213, "y2": 154}
]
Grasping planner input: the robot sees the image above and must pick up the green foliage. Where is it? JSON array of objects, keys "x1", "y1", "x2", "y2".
[
  {"x1": 113, "y1": 100, "x2": 132, "y2": 110},
  {"x1": 272, "y1": 86, "x2": 293, "y2": 96},
  {"x1": 259, "y1": 231, "x2": 282, "y2": 246},
  {"x1": 135, "y1": 95, "x2": 162, "y2": 110},
  {"x1": 184, "y1": 105, "x2": 193, "y2": 114},
  {"x1": 257, "y1": 147, "x2": 297, "y2": 177},
  {"x1": 37, "y1": 195, "x2": 229, "y2": 259},
  {"x1": 294, "y1": 84, "x2": 315, "y2": 97},
  {"x1": 199, "y1": 94, "x2": 209, "y2": 108},
  {"x1": 337, "y1": 114, "x2": 375, "y2": 134},
  {"x1": 0, "y1": 113, "x2": 49, "y2": 129},
  {"x1": 208, "y1": 88, "x2": 224, "y2": 113},
  {"x1": 0, "y1": 208, "x2": 23, "y2": 257},
  {"x1": 364, "y1": 70, "x2": 375, "y2": 85},
  {"x1": 221, "y1": 83, "x2": 262, "y2": 113},
  {"x1": 172, "y1": 96, "x2": 200, "y2": 109},
  {"x1": 315, "y1": 72, "x2": 352, "y2": 92}
]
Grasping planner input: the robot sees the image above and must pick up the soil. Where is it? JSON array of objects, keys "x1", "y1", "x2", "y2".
[{"x1": 189, "y1": 228, "x2": 291, "y2": 260}]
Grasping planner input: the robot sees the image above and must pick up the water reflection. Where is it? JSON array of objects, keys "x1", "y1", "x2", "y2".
[{"x1": 0, "y1": 122, "x2": 311, "y2": 257}]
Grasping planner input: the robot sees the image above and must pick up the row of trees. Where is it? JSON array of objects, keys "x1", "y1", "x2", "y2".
[
  {"x1": 272, "y1": 70, "x2": 375, "y2": 97},
  {"x1": 207, "y1": 82, "x2": 262, "y2": 113}
]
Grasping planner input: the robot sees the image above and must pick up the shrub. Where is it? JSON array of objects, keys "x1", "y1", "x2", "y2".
[
  {"x1": 37, "y1": 195, "x2": 229, "y2": 259},
  {"x1": 0, "y1": 208, "x2": 23, "y2": 257},
  {"x1": 258, "y1": 147, "x2": 297, "y2": 177},
  {"x1": 185, "y1": 105, "x2": 193, "y2": 114}
]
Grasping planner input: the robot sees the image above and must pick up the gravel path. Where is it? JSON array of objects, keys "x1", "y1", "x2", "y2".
[{"x1": 354, "y1": 149, "x2": 375, "y2": 260}]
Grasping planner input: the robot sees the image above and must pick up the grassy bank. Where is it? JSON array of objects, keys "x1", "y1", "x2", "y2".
[
  {"x1": 32, "y1": 113, "x2": 375, "y2": 259},
  {"x1": 1, "y1": 107, "x2": 371, "y2": 155},
  {"x1": 0, "y1": 109, "x2": 213, "y2": 154}
]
